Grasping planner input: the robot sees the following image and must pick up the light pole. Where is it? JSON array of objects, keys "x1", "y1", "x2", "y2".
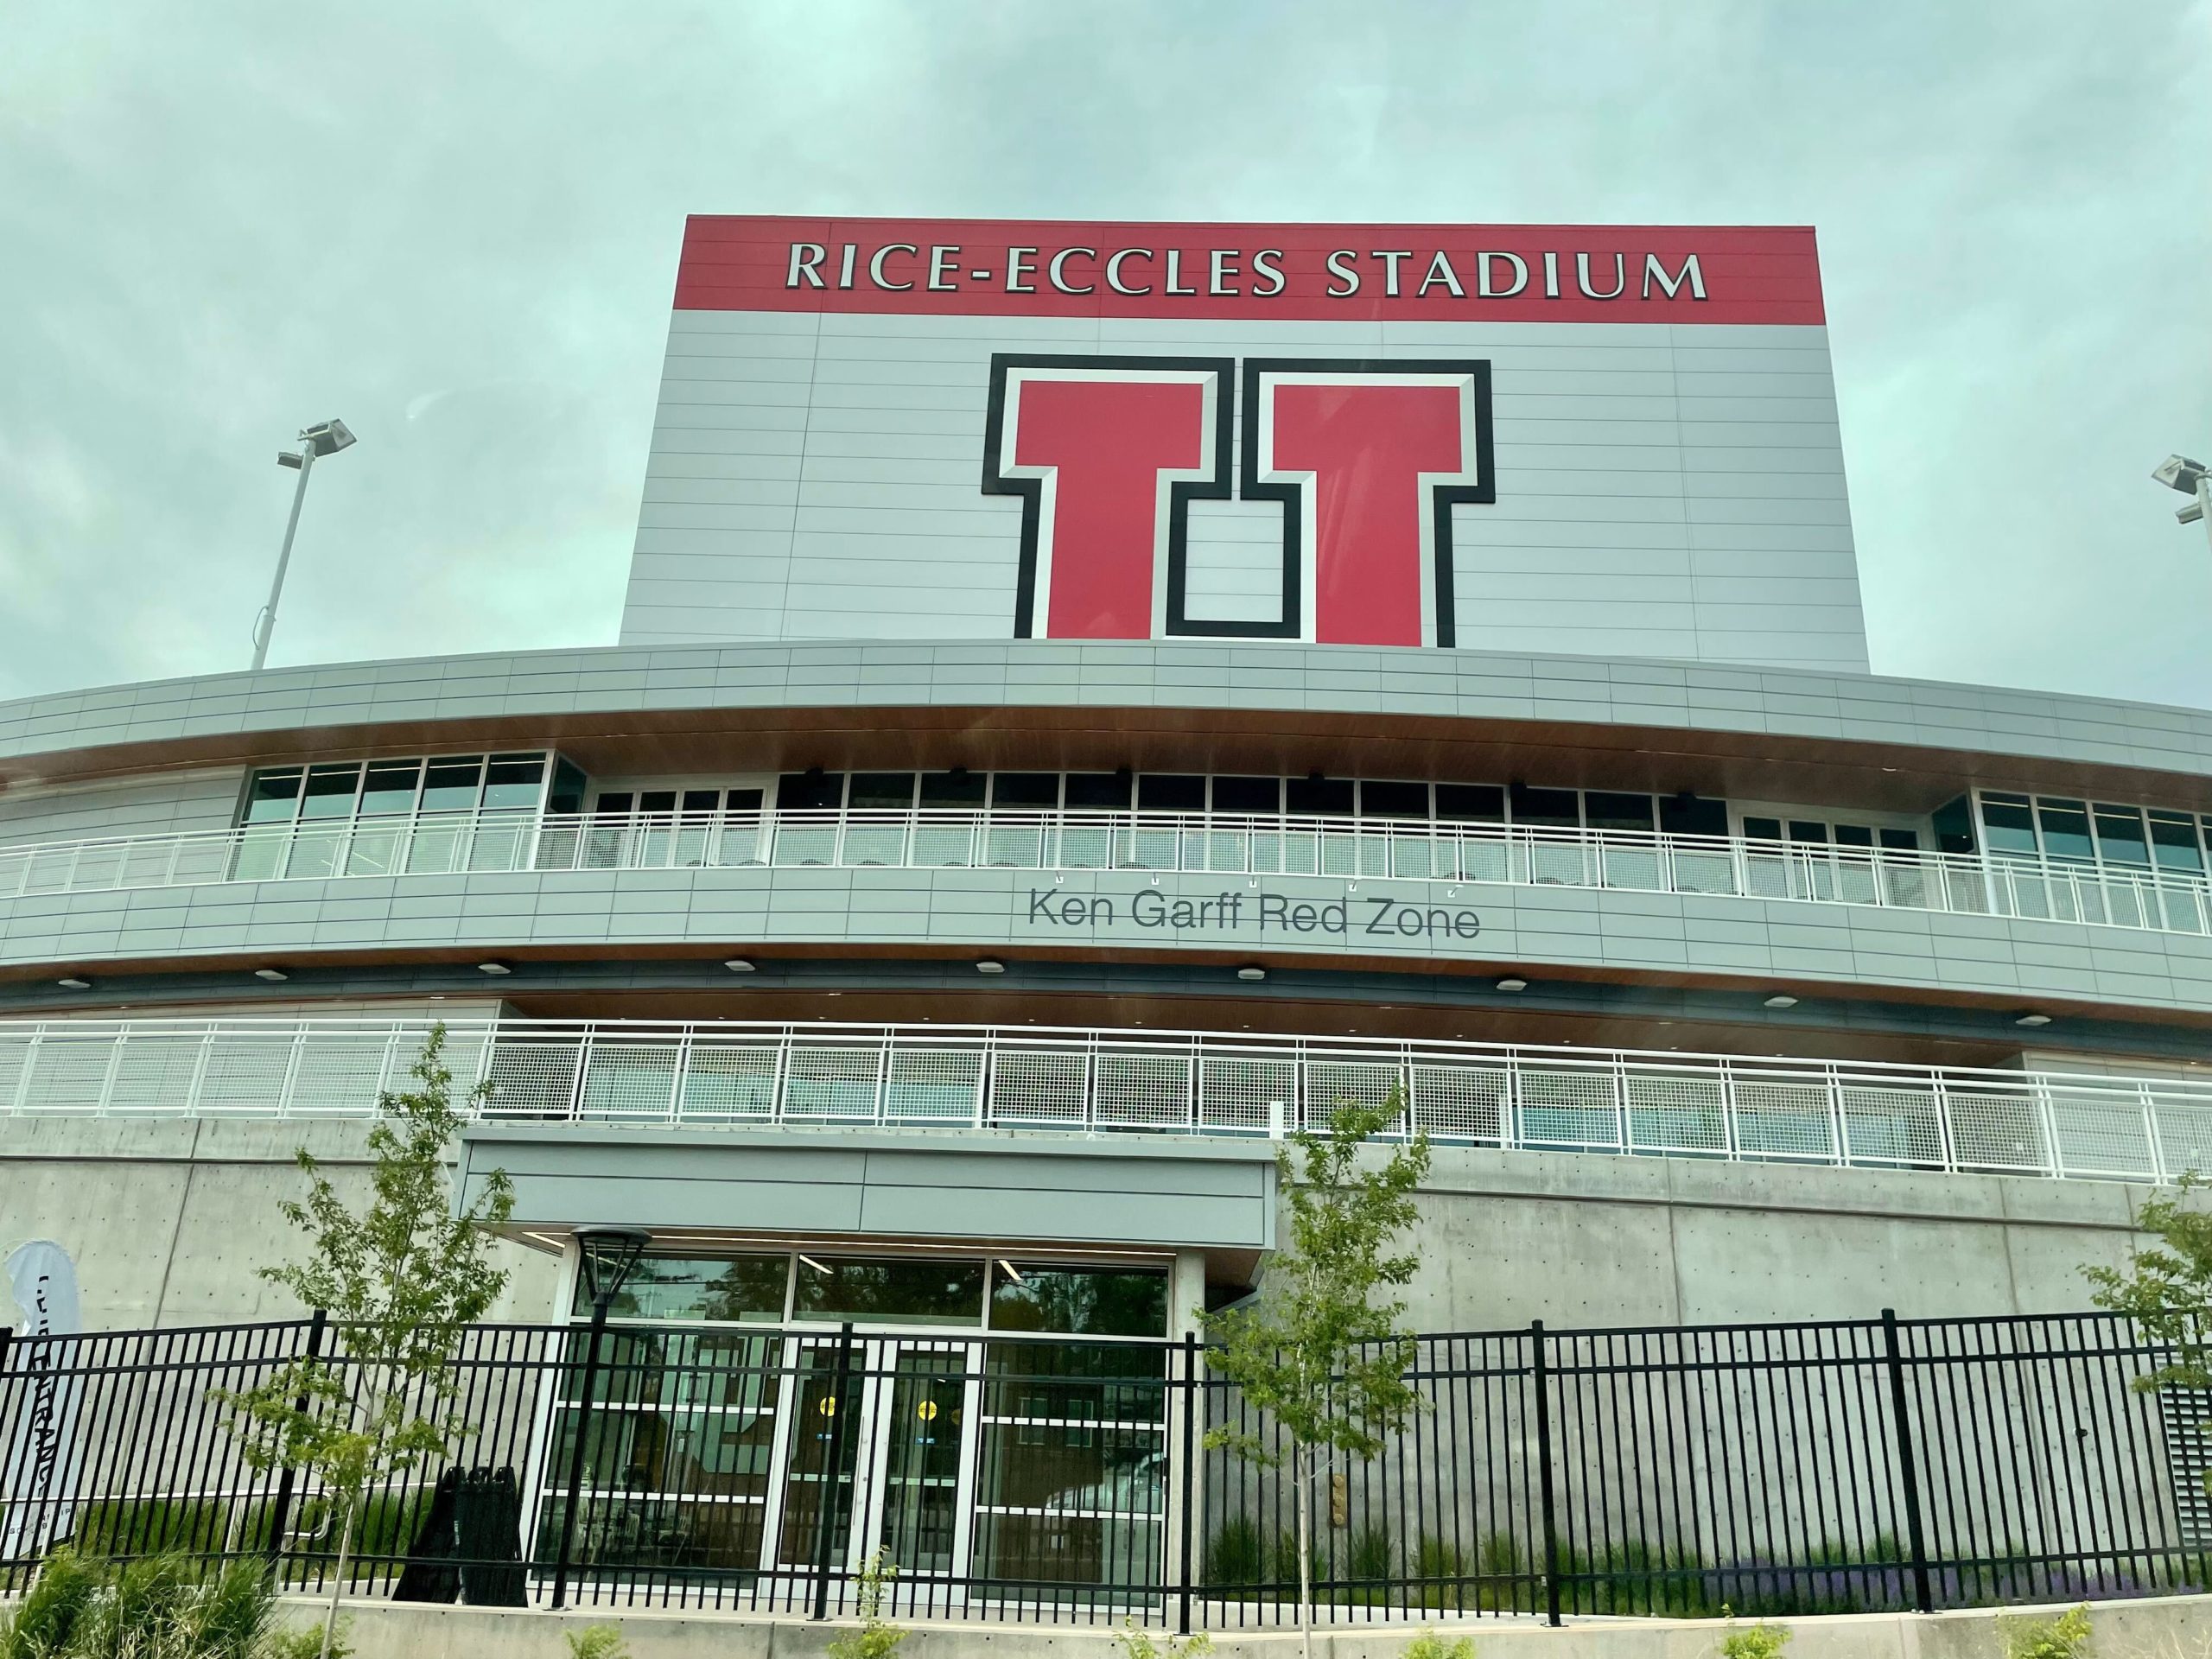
[
  {"x1": 2153, "y1": 454, "x2": 2212, "y2": 557},
  {"x1": 549, "y1": 1227, "x2": 651, "y2": 1611},
  {"x1": 251, "y1": 418, "x2": 357, "y2": 671}
]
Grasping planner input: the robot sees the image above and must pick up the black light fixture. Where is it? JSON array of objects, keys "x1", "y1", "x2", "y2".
[{"x1": 575, "y1": 1228, "x2": 652, "y2": 1313}]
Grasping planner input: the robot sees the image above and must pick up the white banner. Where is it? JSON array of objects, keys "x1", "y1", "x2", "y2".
[{"x1": 3, "y1": 1240, "x2": 85, "y2": 1560}]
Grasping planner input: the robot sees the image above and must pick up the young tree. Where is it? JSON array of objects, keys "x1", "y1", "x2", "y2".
[
  {"x1": 2086, "y1": 1173, "x2": 2212, "y2": 1392},
  {"x1": 218, "y1": 1024, "x2": 515, "y2": 1659},
  {"x1": 1197, "y1": 1094, "x2": 1432, "y2": 1659}
]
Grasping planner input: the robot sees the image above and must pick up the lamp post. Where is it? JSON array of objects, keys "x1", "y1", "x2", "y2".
[
  {"x1": 2152, "y1": 454, "x2": 2212, "y2": 558},
  {"x1": 549, "y1": 1227, "x2": 651, "y2": 1611},
  {"x1": 251, "y1": 418, "x2": 357, "y2": 671}
]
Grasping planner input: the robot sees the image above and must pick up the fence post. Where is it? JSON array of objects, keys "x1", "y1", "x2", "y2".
[
  {"x1": 810, "y1": 1324, "x2": 858, "y2": 1621},
  {"x1": 1879, "y1": 1309, "x2": 1935, "y2": 1613},
  {"x1": 1530, "y1": 1319, "x2": 1561, "y2": 1628},
  {"x1": 550, "y1": 1301, "x2": 613, "y2": 1611},
  {"x1": 1178, "y1": 1332, "x2": 1198, "y2": 1636},
  {"x1": 263, "y1": 1309, "x2": 328, "y2": 1571}
]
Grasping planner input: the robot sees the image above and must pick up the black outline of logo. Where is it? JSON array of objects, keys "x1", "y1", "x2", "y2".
[
  {"x1": 982, "y1": 352, "x2": 1495, "y2": 645},
  {"x1": 1239, "y1": 358, "x2": 1495, "y2": 650},
  {"x1": 982, "y1": 354, "x2": 1235, "y2": 640}
]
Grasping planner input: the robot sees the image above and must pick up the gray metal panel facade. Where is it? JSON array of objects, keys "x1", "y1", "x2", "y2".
[
  {"x1": 619, "y1": 312, "x2": 1867, "y2": 671},
  {"x1": 8, "y1": 641, "x2": 2212, "y2": 782},
  {"x1": 460, "y1": 1124, "x2": 1278, "y2": 1251},
  {"x1": 0, "y1": 768, "x2": 243, "y2": 845}
]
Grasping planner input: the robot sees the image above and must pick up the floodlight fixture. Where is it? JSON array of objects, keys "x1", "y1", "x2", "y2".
[{"x1": 253, "y1": 419, "x2": 359, "y2": 671}]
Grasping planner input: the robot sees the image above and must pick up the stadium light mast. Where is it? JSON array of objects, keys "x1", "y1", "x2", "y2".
[
  {"x1": 250, "y1": 418, "x2": 357, "y2": 671},
  {"x1": 2152, "y1": 454, "x2": 2212, "y2": 557}
]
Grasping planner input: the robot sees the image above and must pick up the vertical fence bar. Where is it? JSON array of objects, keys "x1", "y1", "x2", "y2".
[
  {"x1": 550, "y1": 1305, "x2": 610, "y2": 1611},
  {"x1": 1880, "y1": 1309, "x2": 1935, "y2": 1611},
  {"x1": 811, "y1": 1323, "x2": 857, "y2": 1621},
  {"x1": 1529, "y1": 1319, "x2": 1561, "y2": 1627},
  {"x1": 1178, "y1": 1332, "x2": 1197, "y2": 1636}
]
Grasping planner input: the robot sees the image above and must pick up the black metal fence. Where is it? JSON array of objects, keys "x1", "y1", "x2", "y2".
[{"x1": 1, "y1": 1311, "x2": 2206, "y2": 1626}]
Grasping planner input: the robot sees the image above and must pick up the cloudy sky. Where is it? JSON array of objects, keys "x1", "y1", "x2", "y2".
[{"x1": 3, "y1": 2, "x2": 2207, "y2": 707}]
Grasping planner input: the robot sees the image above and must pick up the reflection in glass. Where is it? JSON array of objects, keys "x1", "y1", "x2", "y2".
[{"x1": 795, "y1": 1257, "x2": 986, "y2": 1325}]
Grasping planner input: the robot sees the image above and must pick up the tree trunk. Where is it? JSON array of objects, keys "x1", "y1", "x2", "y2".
[
  {"x1": 321, "y1": 1497, "x2": 358, "y2": 1659},
  {"x1": 1296, "y1": 1445, "x2": 1314, "y2": 1659}
]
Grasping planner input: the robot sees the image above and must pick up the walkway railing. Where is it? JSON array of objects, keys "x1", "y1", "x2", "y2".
[
  {"x1": 3, "y1": 1015, "x2": 2207, "y2": 1185},
  {"x1": 5, "y1": 807, "x2": 2210, "y2": 939}
]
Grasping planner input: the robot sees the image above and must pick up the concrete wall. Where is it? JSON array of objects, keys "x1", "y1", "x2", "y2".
[
  {"x1": 261, "y1": 1592, "x2": 2212, "y2": 1659},
  {"x1": 0, "y1": 1116, "x2": 561, "y2": 1332},
  {"x1": 1, "y1": 1117, "x2": 2153, "y2": 1334}
]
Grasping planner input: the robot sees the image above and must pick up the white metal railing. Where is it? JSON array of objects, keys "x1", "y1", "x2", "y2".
[
  {"x1": 3, "y1": 1014, "x2": 2208, "y2": 1186},
  {"x1": 4, "y1": 806, "x2": 2212, "y2": 939}
]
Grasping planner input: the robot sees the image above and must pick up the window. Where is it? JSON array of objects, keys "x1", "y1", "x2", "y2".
[
  {"x1": 483, "y1": 754, "x2": 547, "y2": 810},
  {"x1": 919, "y1": 770, "x2": 986, "y2": 809},
  {"x1": 1064, "y1": 772, "x2": 1131, "y2": 810},
  {"x1": 1136, "y1": 774, "x2": 1205, "y2": 812},
  {"x1": 2036, "y1": 798, "x2": 2095, "y2": 863},
  {"x1": 1509, "y1": 784, "x2": 1580, "y2": 828},
  {"x1": 849, "y1": 772, "x2": 918, "y2": 810},
  {"x1": 238, "y1": 753, "x2": 556, "y2": 829},
  {"x1": 2152, "y1": 811, "x2": 2206, "y2": 874},
  {"x1": 793, "y1": 1256, "x2": 988, "y2": 1325},
  {"x1": 1979, "y1": 790, "x2": 2212, "y2": 880},
  {"x1": 1980, "y1": 792, "x2": 2038, "y2": 857},
  {"x1": 579, "y1": 1254, "x2": 791, "y2": 1324},
  {"x1": 992, "y1": 773, "x2": 1060, "y2": 809},
  {"x1": 1285, "y1": 776, "x2": 1354, "y2": 817},
  {"x1": 1210, "y1": 776, "x2": 1280, "y2": 815},
  {"x1": 776, "y1": 772, "x2": 843, "y2": 811},
  {"x1": 1359, "y1": 779, "x2": 1430, "y2": 818},
  {"x1": 989, "y1": 1263, "x2": 1167, "y2": 1338},
  {"x1": 1585, "y1": 791, "x2": 1655, "y2": 834},
  {"x1": 1436, "y1": 784, "x2": 1505, "y2": 823}
]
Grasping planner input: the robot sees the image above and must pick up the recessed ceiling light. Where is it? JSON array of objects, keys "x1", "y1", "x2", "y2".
[
  {"x1": 254, "y1": 968, "x2": 290, "y2": 982},
  {"x1": 55, "y1": 977, "x2": 90, "y2": 991},
  {"x1": 1496, "y1": 977, "x2": 1528, "y2": 993},
  {"x1": 1763, "y1": 995, "x2": 1799, "y2": 1009},
  {"x1": 2014, "y1": 1012, "x2": 2053, "y2": 1027},
  {"x1": 723, "y1": 957, "x2": 756, "y2": 974},
  {"x1": 1236, "y1": 965, "x2": 1267, "y2": 982},
  {"x1": 476, "y1": 962, "x2": 512, "y2": 976},
  {"x1": 976, "y1": 959, "x2": 1007, "y2": 975}
]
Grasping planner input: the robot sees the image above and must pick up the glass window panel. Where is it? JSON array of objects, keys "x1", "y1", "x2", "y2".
[
  {"x1": 1980, "y1": 793, "x2": 2038, "y2": 856},
  {"x1": 1834, "y1": 824, "x2": 1874, "y2": 848},
  {"x1": 682, "y1": 790, "x2": 721, "y2": 814},
  {"x1": 594, "y1": 791, "x2": 635, "y2": 817},
  {"x1": 1878, "y1": 828, "x2": 1921, "y2": 851},
  {"x1": 1284, "y1": 777, "x2": 1354, "y2": 817},
  {"x1": 2094, "y1": 804, "x2": 2151, "y2": 867},
  {"x1": 480, "y1": 754, "x2": 544, "y2": 812},
  {"x1": 989, "y1": 1264, "x2": 1168, "y2": 1338},
  {"x1": 918, "y1": 771, "x2": 986, "y2": 809},
  {"x1": 243, "y1": 770, "x2": 303, "y2": 823},
  {"x1": 359, "y1": 761, "x2": 421, "y2": 817},
  {"x1": 1584, "y1": 792, "x2": 1655, "y2": 833},
  {"x1": 547, "y1": 758, "x2": 588, "y2": 817},
  {"x1": 2036, "y1": 798, "x2": 2094, "y2": 863},
  {"x1": 1358, "y1": 779, "x2": 1429, "y2": 818},
  {"x1": 1210, "y1": 776, "x2": 1281, "y2": 815},
  {"x1": 850, "y1": 772, "x2": 918, "y2": 809},
  {"x1": 1509, "y1": 785, "x2": 1579, "y2": 828},
  {"x1": 422, "y1": 757, "x2": 485, "y2": 813},
  {"x1": 793, "y1": 1256, "x2": 986, "y2": 1325},
  {"x1": 778, "y1": 772, "x2": 844, "y2": 811},
  {"x1": 1931, "y1": 796, "x2": 1977, "y2": 855},
  {"x1": 991, "y1": 772, "x2": 1061, "y2": 809},
  {"x1": 1136, "y1": 774, "x2": 1205, "y2": 812},
  {"x1": 1435, "y1": 784, "x2": 1505, "y2": 823},
  {"x1": 639, "y1": 791, "x2": 677, "y2": 815},
  {"x1": 298, "y1": 764, "x2": 363, "y2": 819},
  {"x1": 1064, "y1": 772, "x2": 1132, "y2": 810},
  {"x1": 1659, "y1": 794, "x2": 1729, "y2": 838},
  {"x1": 580, "y1": 1254, "x2": 791, "y2": 1323},
  {"x1": 1787, "y1": 821, "x2": 1828, "y2": 843},
  {"x1": 2151, "y1": 811, "x2": 2204, "y2": 873},
  {"x1": 724, "y1": 788, "x2": 765, "y2": 813},
  {"x1": 1742, "y1": 817, "x2": 1783, "y2": 841}
]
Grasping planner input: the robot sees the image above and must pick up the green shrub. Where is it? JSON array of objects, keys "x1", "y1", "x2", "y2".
[
  {"x1": 3, "y1": 1548, "x2": 103, "y2": 1659},
  {"x1": 1402, "y1": 1631, "x2": 1477, "y2": 1659},
  {"x1": 260, "y1": 1617, "x2": 351, "y2": 1659},
  {"x1": 1998, "y1": 1604, "x2": 2092, "y2": 1659},
  {"x1": 826, "y1": 1551, "x2": 906, "y2": 1659},
  {"x1": 1348, "y1": 1524, "x2": 1394, "y2": 1583},
  {"x1": 565, "y1": 1627, "x2": 632, "y2": 1659},
  {"x1": 1113, "y1": 1621, "x2": 1212, "y2": 1659},
  {"x1": 1203, "y1": 1516, "x2": 1265, "y2": 1586},
  {"x1": 1717, "y1": 1608, "x2": 1792, "y2": 1659}
]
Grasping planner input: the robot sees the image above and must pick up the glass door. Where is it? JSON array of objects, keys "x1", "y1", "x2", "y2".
[{"x1": 766, "y1": 1337, "x2": 982, "y2": 1579}]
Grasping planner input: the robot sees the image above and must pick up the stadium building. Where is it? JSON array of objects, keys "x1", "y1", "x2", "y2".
[{"x1": 4, "y1": 218, "x2": 2211, "y2": 1607}]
